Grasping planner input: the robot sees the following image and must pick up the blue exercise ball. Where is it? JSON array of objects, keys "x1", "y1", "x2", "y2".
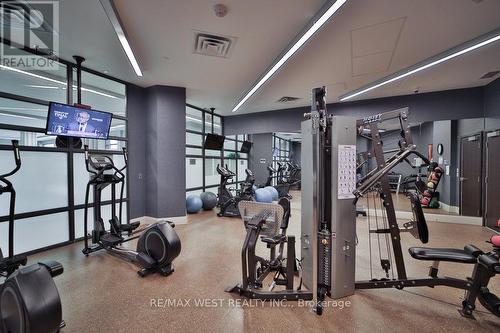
[
  {"x1": 200, "y1": 191, "x2": 217, "y2": 210},
  {"x1": 265, "y1": 186, "x2": 279, "y2": 201},
  {"x1": 252, "y1": 185, "x2": 258, "y2": 192},
  {"x1": 255, "y1": 188, "x2": 273, "y2": 203},
  {"x1": 186, "y1": 194, "x2": 203, "y2": 213}
]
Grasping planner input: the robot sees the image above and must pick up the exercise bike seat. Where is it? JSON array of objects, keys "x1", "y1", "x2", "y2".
[
  {"x1": 409, "y1": 247, "x2": 477, "y2": 263},
  {"x1": 260, "y1": 234, "x2": 287, "y2": 245}
]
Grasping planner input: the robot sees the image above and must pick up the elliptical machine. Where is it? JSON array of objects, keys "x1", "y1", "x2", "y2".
[
  {"x1": 82, "y1": 145, "x2": 181, "y2": 277},
  {"x1": 264, "y1": 164, "x2": 290, "y2": 199},
  {"x1": 216, "y1": 164, "x2": 253, "y2": 217},
  {"x1": 0, "y1": 140, "x2": 65, "y2": 333}
]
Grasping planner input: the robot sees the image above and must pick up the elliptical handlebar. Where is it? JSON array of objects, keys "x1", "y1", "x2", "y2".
[
  {"x1": 217, "y1": 164, "x2": 235, "y2": 178},
  {"x1": 116, "y1": 147, "x2": 128, "y2": 173},
  {"x1": 122, "y1": 147, "x2": 128, "y2": 165},
  {"x1": 83, "y1": 145, "x2": 125, "y2": 181},
  {"x1": 83, "y1": 145, "x2": 97, "y2": 176},
  {"x1": 1, "y1": 140, "x2": 22, "y2": 179}
]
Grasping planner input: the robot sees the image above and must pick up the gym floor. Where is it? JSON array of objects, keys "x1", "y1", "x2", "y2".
[{"x1": 32, "y1": 191, "x2": 499, "y2": 332}]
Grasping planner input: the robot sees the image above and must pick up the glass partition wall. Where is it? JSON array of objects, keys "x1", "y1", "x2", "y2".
[{"x1": 0, "y1": 43, "x2": 128, "y2": 255}]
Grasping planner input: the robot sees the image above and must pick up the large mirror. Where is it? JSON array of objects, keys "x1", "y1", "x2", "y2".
[
  {"x1": 355, "y1": 115, "x2": 500, "y2": 227},
  {"x1": 227, "y1": 111, "x2": 500, "y2": 231}
]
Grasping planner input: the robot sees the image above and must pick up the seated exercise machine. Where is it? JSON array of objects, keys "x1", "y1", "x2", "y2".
[
  {"x1": 300, "y1": 88, "x2": 499, "y2": 317},
  {"x1": 82, "y1": 145, "x2": 181, "y2": 277},
  {"x1": 216, "y1": 164, "x2": 253, "y2": 217},
  {"x1": 353, "y1": 109, "x2": 499, "y2": 319},
  {"x1": 0, "y1": 140, "x2": 65, "y2": 332},
  {"x1": 226, "y1": 198, "x2": 312, "y2": 300}
]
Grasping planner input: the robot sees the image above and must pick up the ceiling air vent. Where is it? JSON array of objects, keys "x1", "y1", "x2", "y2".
[
  {"x1": 193, "y1": 31, "x2": 235, "y2": 58},
  {"x1": 277, "y1": 96, "x2": 301, "y2": 103},
  {"x1": 480, "y1": 71, "x2": 500, "y2": 79}
]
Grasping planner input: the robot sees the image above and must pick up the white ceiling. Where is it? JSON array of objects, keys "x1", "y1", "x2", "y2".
[{"x1": 56, "y1": 0, "x2": 500, "y2": 116}]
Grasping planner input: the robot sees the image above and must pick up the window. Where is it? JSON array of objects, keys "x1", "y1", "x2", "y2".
[
  {"x1": 0, "y1": 98, "x2": 48, "y2": 128},
  {"x1": 272, "y1": 133, "x2": 292, "y2": 186},
  {"x1": 0, "y1": 41, "x2": 128, "y2": 256},
  {"x1": 0, "y1": 49, "x2": 67, "y2": 103},
  {"x1": 72, "y1": 70, "x2": 126, "y2": 116},
  {"x1": 185, "y1": 105, "x2": 227, "y2": 193}
]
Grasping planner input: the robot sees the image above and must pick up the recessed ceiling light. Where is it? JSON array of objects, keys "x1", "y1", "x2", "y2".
[
  {"x1": 340, "y1": 29, "x2": 500, "y2": 101},
  {"x1": 103, "y1": 70, "x2": 109, "y2": 74},
  {"x1": 99, "y1": 0, "x2": 143, "y2": 77},
  {"x1": 231, "y1": 0, "x2": 349, "y2": 112}
]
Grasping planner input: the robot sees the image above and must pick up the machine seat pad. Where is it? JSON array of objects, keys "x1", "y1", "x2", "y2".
[
  {"x1": 260, "y1": 234, "x2": 287, "y2": 245},
  {"x1": 409, "y1": 247, "x2": 477, "y2": 263}
]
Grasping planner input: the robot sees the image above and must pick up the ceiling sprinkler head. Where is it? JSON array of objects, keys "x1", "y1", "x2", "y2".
[{"x1": 213, "y1": 4, "x2": 228, "y2": 17}]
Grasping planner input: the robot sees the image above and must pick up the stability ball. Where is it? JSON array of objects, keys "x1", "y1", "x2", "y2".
[
  {"x1": 265, "y1": 186, "x2": 279, "y2": 201},
  {"x1": 255, "y1": 188, "x2": 273, "y2": 203},
  {"x1": 200, "y1": 192, "x2": 217, "y2": 210},
  {"x1": 186, "y1": 194, "x2": 203, "y2": 214}
]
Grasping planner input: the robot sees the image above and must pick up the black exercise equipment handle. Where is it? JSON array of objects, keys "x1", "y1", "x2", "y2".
[
  {"x1": 116, "y1": 147, "x2": 128, "y2": 174},
  {"x1": 122, "y1": 147, "x2": 128, "y2": 166},
  {"x1": 1, "y1": 140, "x2": 22, "y2": 179},
  {"x1": 83, "y1": 145, "x2": 97, "y2": 176},
  {"x1": 83, "y1": 145, "x2": 124, "y2": 180}
]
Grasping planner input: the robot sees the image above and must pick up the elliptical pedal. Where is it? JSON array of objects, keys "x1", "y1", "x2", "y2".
[{"x1": 100, "y1": 233, "x2": 123, "y2": 247}]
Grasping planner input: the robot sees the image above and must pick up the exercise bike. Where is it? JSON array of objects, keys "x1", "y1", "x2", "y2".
[
  {"x1": 226, "y1": 198, "x2": 312, "y2": 300},
  {"x1": 82, "y1": 145, "x2": 181, "y2": 277},
  {"x1": 0, "y1": 140, "x2": 65, "y2": 333},
  {"x1": 216, "y1": 164, "x2": 253, "y2": 217}
]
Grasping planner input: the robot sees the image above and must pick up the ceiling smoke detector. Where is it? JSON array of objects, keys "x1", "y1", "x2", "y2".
[
  {"x1": 213, "y1": 4, "x2": 228, "y2": 17},
  {"x1": 277, "y1": 96, "x2": 301, "y2": 103}
]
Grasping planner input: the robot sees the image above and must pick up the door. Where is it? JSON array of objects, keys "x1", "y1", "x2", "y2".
[
  {"x1": 485, "y1": 130, "x2": 500, "y2": 230},
  {"x1": 460, "y1": 134, "x2": 482, "y2": 216}
]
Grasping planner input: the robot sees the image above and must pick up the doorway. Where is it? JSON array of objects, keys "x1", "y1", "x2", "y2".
[
  {"x1": 485, "y1": 130, "x2": 500, "y2": 230},
  {"x1": 459, "y1": 133, "x2": 482, "y2": 217}
]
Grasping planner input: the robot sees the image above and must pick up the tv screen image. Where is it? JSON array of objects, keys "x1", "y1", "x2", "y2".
[
  {"x1": 240, "y1": 140, "x2": 252, "y2": 153},
  {"x1": 46, "y1": 102, "x2": 113, "y2": 140},
  {"x1": 204, "y1": 133, "x2": 225, "y2": 150}
]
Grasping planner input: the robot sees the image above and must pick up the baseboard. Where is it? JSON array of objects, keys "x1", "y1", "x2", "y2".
[
  {"x1": 363, "y1": 208, "x2": 483, "y2": 226},
  {"x1": 130, "y1": 215, "x2": 189, "y2": 225}
]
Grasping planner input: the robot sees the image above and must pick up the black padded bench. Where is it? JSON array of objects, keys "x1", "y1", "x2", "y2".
[{"x1": 409, "y1": 245, "x2": 482, "y2": 264}]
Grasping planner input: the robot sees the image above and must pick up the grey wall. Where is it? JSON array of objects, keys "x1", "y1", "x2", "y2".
[
  {"x1": 225, "y1": 107, "x2": 306, "y2": 135},
  {"x1": 248, "y1": 133, "x2": 273, "y2": 185},
  {"x1": 432, "y1": 120, "x2": 453, "y2": 206},
  {"x1": 224, "y1": 87, "x2": 484, "y2": 135},
  {"x1": 127, "y1": 85, "x2": 186, "y2": 219},
  {"x1": 291, "y1": 142, "x2": 301, "y2": 165},
  {"x1": 126, "y1": 84, "x2": 147, "y2": 218},
  {"x1": 485, "y1": 77, "x2": 500, "y2": 131}
]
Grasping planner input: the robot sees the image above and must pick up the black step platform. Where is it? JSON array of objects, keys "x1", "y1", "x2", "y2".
[
  {"x1": 100, "y1": 234, "x2": 123, "y2": 247},
  {"x1": 409, "y1": 247, "x2": 477, "y2": 263},
  {"x1": 119, "y1": 221, "x2": 140, "y2": 232}
]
